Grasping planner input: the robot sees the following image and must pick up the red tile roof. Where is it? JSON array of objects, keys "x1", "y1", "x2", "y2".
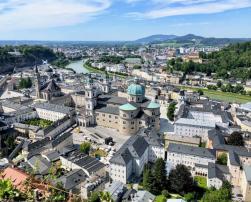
[{"x1": 1, "y1": 167, "x2": 29, "y2": 191}]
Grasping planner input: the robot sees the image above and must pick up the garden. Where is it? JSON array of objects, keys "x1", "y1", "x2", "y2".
[{"x1": 24, "y1": 118, "x2": 53, "y2": 128}]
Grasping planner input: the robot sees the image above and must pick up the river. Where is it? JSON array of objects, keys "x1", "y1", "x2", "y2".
[{"x1": 66, "y1": 59, "x2": 89, "y2": 74}]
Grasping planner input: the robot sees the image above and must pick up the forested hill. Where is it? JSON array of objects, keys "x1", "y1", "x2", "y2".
[
  {"x1": 200, "y1": 41, "x2": 251, "y2": 79},
  {"x1": 166, "y1": 41, "x2": 251, "y2": 80},
  {"x1": 0, "y1": 45, "x2": 57, "y2": 73}
]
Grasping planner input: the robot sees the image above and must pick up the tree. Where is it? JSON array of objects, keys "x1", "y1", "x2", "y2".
[
  {"x1": 184, "y1": 192, "x2": 195, "y2": 202},
  {"x1": 99, "y1": 192, "x2": 113, "y2": 202},
  {"x1": 161, "y1": 190, "x2": 170, "y2": 198},
  {"x1": 143, "y1": 167, "x2": 153, "y2": 192},
  {"x1": 168, "y1": 164, "x2": 194, "y2": 194},
  {"x1": 142, "y1": 166, "x2": 159, "y2": 195},
  {"x1": 89, "y1": 192, "x2": 101, "y2": 202},
  {"x1": 0, "y1": 179, "x2": 20, "y2": 200},
  {"x1": 19, "y1": 77, "x2": 32, "y2": 89},
  {"x1": 217, "y1": 153, "x2": 228, "y2": 165},
  {"x1": 153, "y1": 158, "x2": 167, "y2": 191},
  {"x1": 227, "y1": 131, "x2": 244, "y2": 146},
  {"x1": 80, "y1": 142, "x2": 91, "y2": 154},
  {"x1": 167, "y1": 103, "x2": 176, "y2": 121},
  {"x1": 47, "y1": 182, "x2": 68, "y2": 202},
  {"x1": 133, "y1": 65, "x2": 141, "y2": 69},
  {"x1": 202, "y1": 181, "x2": 232, "y2": 202},
  {"x1": 207, "y1": 85, "x2": 217, "y2": 90},
  {"x1": 197, "y1": 89, "x2": 204, "y2": 96},
  {"x1": 217, "y1": 80, "x2": 222, "y2": 88}
]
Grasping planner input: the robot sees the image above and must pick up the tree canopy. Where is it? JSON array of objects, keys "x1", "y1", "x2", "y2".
[
  {"x1": 202, "y1": 181, "x2": 232, "y2": 202},
  {"x1": 80, "y1": 142, "x2": 91, "y2": 154},
  {"x1": 167, "y1": 102, "x2": 176, "y2": 121},
  {"x1": 227, "y1": 131, "x2": 244, "y2": 146},
  {"x1": 168, "y1": 164, "x2": 194, "y2": 194},
  {"x1": 19, "y1": 77, "x2": 32, "y2": 89},
  {"x1": 166, "y1": 42, "x2": 251, "y2": 80}
]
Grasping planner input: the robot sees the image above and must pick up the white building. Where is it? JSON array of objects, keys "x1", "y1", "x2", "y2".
[
  {"x1": 174, "y1": 118, "x2": 215, "y2": 141},
  {"x1": 166, "y1": 143, "x2": 216, "y2": 177},
  {"x1": 109, "y1": 128, "x2": 164, "y2": 184},
  {"x1": 34, "y1": 103, "x2": 75, "y2": 121}
]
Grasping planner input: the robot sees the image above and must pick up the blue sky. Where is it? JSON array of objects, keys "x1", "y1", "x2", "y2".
[{"x1": 0, "y1": 0, "x2": 251, "y2": 41}]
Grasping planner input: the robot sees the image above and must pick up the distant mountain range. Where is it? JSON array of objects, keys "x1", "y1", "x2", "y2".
[
  {"x1": 134, "y1": 34, "x2": 177, "y2": 43},
  {"x1": 133, "y1": 34, "x2": 251, "y2": 46},
  {"x1": 0, "y1": 34, "x2": 250, "y2": 47}
]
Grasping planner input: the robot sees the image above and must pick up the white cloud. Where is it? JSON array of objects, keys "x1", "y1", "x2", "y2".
[
  {"x1": 0, "y1": 0, "x2": 111, "y2": 31},
  {"x1": 127, "y1": 0, "x2": 251, "y2": 19},
  {"x1": 169, "y1": 22, "x2": 210, "y2": 27}
]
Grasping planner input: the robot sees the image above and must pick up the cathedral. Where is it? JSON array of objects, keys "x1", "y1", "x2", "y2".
[
  {"x1": 34, "y1": 66, "x2": 62, "y2": 101},
  {"x1": 78, "y1": 77, "x2": 161, "y2": 135}
]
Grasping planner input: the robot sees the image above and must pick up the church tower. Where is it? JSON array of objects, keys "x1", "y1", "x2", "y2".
[
  {"x1": 85, "y1": 75, "x2": 97, "y2": 116},
  {"x1": 103, "y1": 72, "x2": 110, "y2": 93},
  {"x1": 34, "y1": 65, "x2": 41, "y2": 99}
]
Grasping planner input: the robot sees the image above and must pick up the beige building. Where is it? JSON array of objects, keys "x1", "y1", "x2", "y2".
[
  {"x1": 241, "y1": 165, "x2": 251, "y2": 202},
  {"x1": 164, "y1": 133, "x2": 200, "y2": 149}
]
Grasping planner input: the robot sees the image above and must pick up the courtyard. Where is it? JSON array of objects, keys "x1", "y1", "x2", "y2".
[{"x1": 23, "y1": 118, "x2": 53, "y2": 128}]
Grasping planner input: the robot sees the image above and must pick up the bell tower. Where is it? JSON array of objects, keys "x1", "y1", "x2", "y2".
[
  {"x1": 85, "y1": 75, "x2": 97, "y2": 115},
  {"x1": 34, "y1": 65, "x2": 41, "y2": 99}
]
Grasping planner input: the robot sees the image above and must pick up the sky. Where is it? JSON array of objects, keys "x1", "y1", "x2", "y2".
[{"x1": 0, "y1": 0, "x2": 251, "y2": 41}]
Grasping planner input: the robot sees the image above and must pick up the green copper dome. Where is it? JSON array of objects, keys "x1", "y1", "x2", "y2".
[
  {"x1": 127, "y1": 84, "x2": 145, "y2": 96},
  {"x1": 119, "y1": 103, "x2": 137, "y2": 111},
  {"x1": 147, "y1": 101, "x2": 160, "y2": 109}
]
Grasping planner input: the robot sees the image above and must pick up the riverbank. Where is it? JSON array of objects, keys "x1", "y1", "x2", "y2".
[{"x1": 83, "y1": 62, "x2": 128, "y2": 79}]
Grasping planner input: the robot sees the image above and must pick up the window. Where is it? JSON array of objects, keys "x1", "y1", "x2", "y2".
[
  {"x1": 115, "y1": 116, "x2": 118, "y2": 119},
  {"x1": 123, "y1": 114, "x2": 126, "y2": 117},
  {"x1": 109, "y1": 115, "x2": 111, "y2": 118}
]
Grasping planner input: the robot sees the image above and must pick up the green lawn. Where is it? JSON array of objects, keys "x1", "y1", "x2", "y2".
[
  {"x1": 181, "y1": 86, "x2": 251, "y2": 104},
  {"x1": 155, "y1": 195, "x2": 167, "y2": 202},
  {"x1": 194, "y1": 176, "x2": 207, "y2": 189},
  {"x1": 24, "y1": 118, "x2": 53, "y2": 128}
]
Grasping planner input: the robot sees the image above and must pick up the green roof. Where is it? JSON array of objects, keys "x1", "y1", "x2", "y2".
[
  {"x1": 127, "y1": 84, "x2": 145, "y2": 96},
  {"x1": 119, "y1": 103, "x2": 137, "y2": 111},
  {"x1": 147, "y1": 101, "x2": 160, "y2": 109}
]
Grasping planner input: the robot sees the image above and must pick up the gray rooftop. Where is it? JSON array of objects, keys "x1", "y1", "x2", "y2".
[
  {"x1": 55, "y1": 169, "x2": 87, "y2": 190},
  {"x1": 110, "y1": 134, "x2": 149, "y2": 165},
  {"x1": 34, "y1": 103, "x2": 74, "y2": 114},
  {"x1": 167, "y1": 143, "x2": 216, "y2": 159},
  {"x1": 208, "y1": 162, "x2": 230, "y2": 180},
  {"x1": 95, "y1": 105, "x2": 120, "y2": 115},
  {"x1": 63, "y1": 150, "x2": 105, "y2": 175},
  {"x1": 175, "y1": 118, "x2": 216, "y2": 128}
]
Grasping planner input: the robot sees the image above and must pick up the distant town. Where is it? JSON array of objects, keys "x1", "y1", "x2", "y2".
[{"x1": 0, "y1": 38, "x2": 251, "y2": 202}]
